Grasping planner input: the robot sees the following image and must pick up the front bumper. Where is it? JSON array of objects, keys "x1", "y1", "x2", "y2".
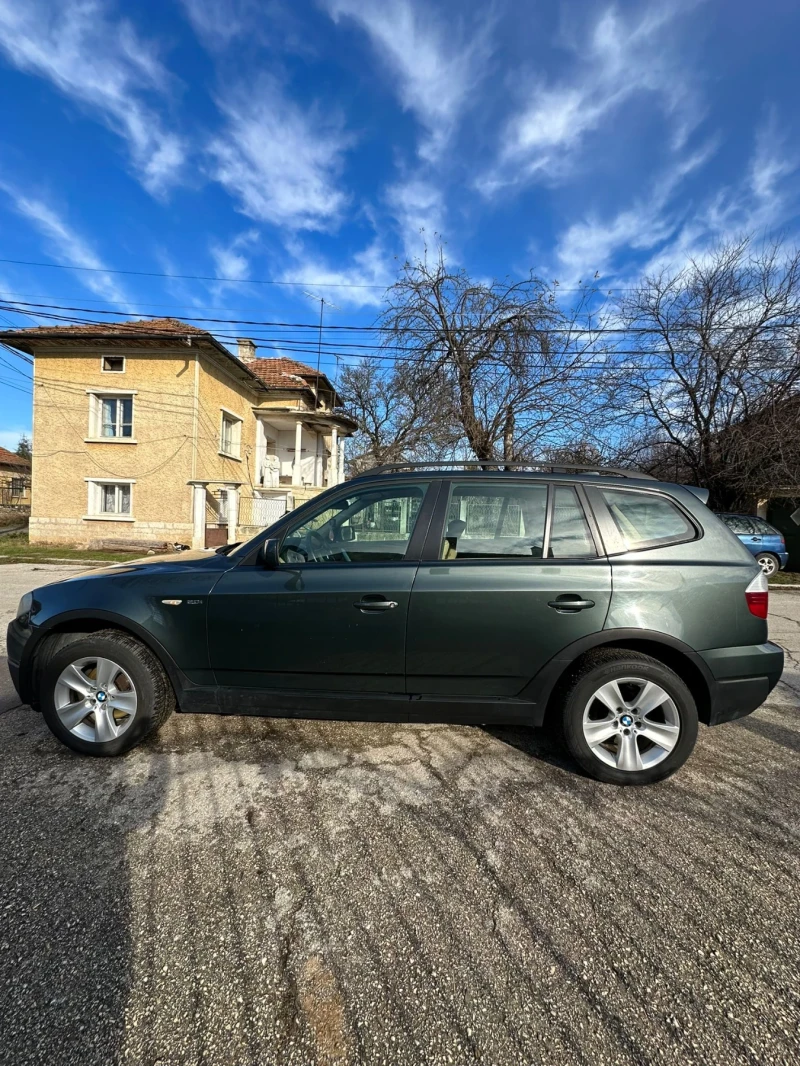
[
  {"x1": 701, "y1": 641, "x2": 784, "y2": 725},
  {"x1": 6, "y1": 618, "x2": 30, "y2": 703}
]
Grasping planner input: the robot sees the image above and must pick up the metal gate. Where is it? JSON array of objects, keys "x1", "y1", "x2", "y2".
[{"x1": 239, "y1": 494, "x2": 287, "y2": 531}]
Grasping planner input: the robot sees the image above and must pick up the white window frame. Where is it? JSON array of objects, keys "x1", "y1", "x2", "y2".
[
  {"x1": 101, "y1": 355, "x2": 126, "y2": 373},
  {"x1": 84, "y1": 478, "x2": 136, "y2": 522},
  {"x1": 86, "y1": 389, "x2": 137, "y2": 443},
  {"x1": 219, "y1": 408, "x2": 242, "y2": 460}
]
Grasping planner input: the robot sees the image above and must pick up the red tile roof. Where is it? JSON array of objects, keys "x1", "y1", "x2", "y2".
[
  {"x1": 0, "y1": 446, "x2": 31, "y2": 469},
  {"x1": 248, "y1": 356, "x2": 334, "y2": 392},
  {"x1": 1, "y1": 317, "x2": 208, "y2": 336}
]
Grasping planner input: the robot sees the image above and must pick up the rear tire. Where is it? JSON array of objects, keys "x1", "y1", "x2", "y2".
[
  {"x1": 756, "y1": 552, "x2": 779, "y2": 577},
  {"x1": 558, "y1": 649, "x2": 698, "y2": 785},
  {"x1": 38, "y1": 629, "x2": 175, "y2": 756}
]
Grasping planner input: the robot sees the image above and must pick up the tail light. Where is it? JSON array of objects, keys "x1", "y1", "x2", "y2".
[{"x1": 745, "y1": 572, "x2": 769, "y2": 619}]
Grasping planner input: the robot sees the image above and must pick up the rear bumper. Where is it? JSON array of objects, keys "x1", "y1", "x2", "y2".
[
  {"x1": 778, "y1": 552, "x2": 790, "y2": 570},
  {"x1": 701, "y1": 641, "x2": 784, "y2": 725}
]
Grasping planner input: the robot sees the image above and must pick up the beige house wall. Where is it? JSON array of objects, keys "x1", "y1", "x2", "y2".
[
  {"x1": 25, "y1": 341, "x2": 350, "y2": 548},
  {"x1": 30, "y1": 347, "x2": 203, "y2": 546}
]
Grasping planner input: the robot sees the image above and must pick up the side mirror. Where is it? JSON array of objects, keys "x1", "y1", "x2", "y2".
[
  {"x1": 261, "y1": 538, "x2": 280, "y2": 569},
  {"x1": 340, "y1": 525, "x2": 354, "y2": 542}
]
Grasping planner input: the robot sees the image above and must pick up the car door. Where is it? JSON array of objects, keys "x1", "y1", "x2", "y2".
[
  {"x1": 207, "y1": 480, "x2": 435, "y2": 699},
  {"x1": 725, "y1": 515, "x2": 760, "y2": 556},
  {"x1": 405, "y1": 479, "x2": 611, "y2": 710}
]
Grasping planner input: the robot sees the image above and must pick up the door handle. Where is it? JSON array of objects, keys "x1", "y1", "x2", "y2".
[
  {"x1": 547, "y1": 596, "x2": 596, "y2": 612},
  {"x1": 353, "y1": 599, "x2": 398, "y2": 612}
]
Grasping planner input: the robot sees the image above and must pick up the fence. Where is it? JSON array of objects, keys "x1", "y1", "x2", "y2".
[{"x1": 238, "y1": 494, "x2": 288, "y2": 531}]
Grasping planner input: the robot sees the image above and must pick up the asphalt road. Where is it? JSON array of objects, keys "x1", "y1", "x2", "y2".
[{"x1": 1, "y1": 563, "x2": 798, "y2": 1066}]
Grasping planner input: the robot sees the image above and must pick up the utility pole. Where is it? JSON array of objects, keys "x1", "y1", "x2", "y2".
[{"x1": 303, "y1": 292, "x2": 339, "y2": 408}]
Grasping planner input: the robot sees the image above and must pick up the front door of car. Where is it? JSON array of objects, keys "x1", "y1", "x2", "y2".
[
  {"x1": 207, "y1": 481, "x2": 435, "y2": 700},
  {"x1": 405, "y1": 480, "x2": 612, "y2": 714}
]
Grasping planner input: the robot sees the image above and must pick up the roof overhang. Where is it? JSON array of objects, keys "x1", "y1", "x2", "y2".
[{"x1": 0, "y1": 329, "x2": 270, "y2": 395}]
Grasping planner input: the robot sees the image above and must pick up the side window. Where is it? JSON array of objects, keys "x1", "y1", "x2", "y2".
[
  {"x1": 752, "y1": 518, "x2": 777, "y2": 535},
  {"x1": 439, "y1": 483, "x2": 547, "y2": 560},
  {"x1": 549, "y1": 486, "x2": 596, "y2": 558},
  {"x1": 721, "y1": 514, "x2": 756, "y2": 534},
  {"x1": 599, "y1": 489, "x2": 695, "y2": 551},
  {"x1": 279, "y1": 484, "x2": 429, "y2": 564}
]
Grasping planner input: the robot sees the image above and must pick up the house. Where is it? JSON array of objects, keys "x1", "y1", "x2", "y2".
[
  {"x1": 0, "y1": 445, "x2": 31, "y2": 510},
  {"x1": 0, "y1": 319, "x2": 357, "y2": 549}
]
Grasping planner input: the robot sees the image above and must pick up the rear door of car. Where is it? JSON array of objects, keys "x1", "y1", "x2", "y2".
[{"x1": 405, "y1": 478, "x2": 612, "y2": 713}]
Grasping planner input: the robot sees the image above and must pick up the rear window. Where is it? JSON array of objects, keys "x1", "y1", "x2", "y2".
[
  {"x1": 720, "y1": 514, "x2": 757, "y2": 534},
  {"x1": 599, "y1": 489, "x2": 695, "y2": 551}
]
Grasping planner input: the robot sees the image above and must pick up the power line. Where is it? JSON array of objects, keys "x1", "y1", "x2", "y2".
[
  {"x1": 0, "y1": 258, "x2": 388, "y2": 289},
  {"x1": 3, "y1": 297, "x2": 798, "y2": 335}
]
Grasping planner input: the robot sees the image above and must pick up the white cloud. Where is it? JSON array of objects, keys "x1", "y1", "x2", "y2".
[
  {"x1": 279, "y1": 238, "x2": 394, "y2": 309},
  {"x1": 209, "y1": 78, "x2": 351, "y2": 231},
  {"x1": 553, "y1": 145, "x2": 716, "y2": 283},
  {"x1": 385, "y1": 177, "x2": 446, "y2": 259},
  {"x1": 209, "y1": 229, "x2": 260, "y2": 283},
  {"x1": 481, "y1": 3, "x2": 700, "y2": 194},
  {"x1": 550, "y1": 119, "x2": 799, "y2": 289},
  {"x1": 0, "y1": 182, "x2": 130, "y2": 306},
  {"x1": 0, "y1": 0, "x2": 185, "y2": 195},
  {"x1": 179, "y1": 0, "x2": 258, "y2": 47},
  {"x1": 324, "y1": 0, "x2": 493, "y2": 160}
]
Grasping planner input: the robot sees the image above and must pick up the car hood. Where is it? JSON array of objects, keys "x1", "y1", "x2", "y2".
[{"x1": 38, "y1": 549, "x2": 236, "y2": 587}]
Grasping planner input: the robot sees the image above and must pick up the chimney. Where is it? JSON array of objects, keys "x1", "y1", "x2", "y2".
[{"x1": 237, "y1": 337, "x2": 256, "y2": 363}]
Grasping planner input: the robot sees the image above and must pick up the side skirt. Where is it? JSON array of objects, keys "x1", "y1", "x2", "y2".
[{"x1": 177, "y1": 685, "x2": 544, "y2": 726}]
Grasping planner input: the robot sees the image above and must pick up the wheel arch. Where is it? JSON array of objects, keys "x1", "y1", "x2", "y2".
[
  {"x1": 21, "y1": 611, "x2": 185, "y2": 709},
  {"x1": 524, "y1": 629, "x2": 715, "y2": 726}
]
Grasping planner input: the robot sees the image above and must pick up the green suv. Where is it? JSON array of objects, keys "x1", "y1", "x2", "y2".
[{"x1": 7, "y1": 464, "x2": 784, "y2": 785}]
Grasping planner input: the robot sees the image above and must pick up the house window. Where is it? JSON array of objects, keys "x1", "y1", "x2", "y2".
[
  {"x1": 86, "y1": 480, "x2": 134, "y2": 519},
  {"x1": 88, "y1": 393, "x2": 134, "y2": 438},
  {"x1": 220, "y1": 411, "x2": 242, "y2": 458},
  {"x1": 102, "y1": 356, "x2": 125, "y2": 372},
  {"x1": 10, "y1": 477, "x2": 26, "y2": 497}
]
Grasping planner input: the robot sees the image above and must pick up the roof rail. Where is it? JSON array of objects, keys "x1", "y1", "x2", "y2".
[{"x1": 351, "y1": 461, "x2": 657, "y2": 480}]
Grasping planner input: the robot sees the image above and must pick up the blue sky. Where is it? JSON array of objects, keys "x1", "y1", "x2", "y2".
[{"x1": 1, "y1": 0, "x2": 799, "y2": 449}]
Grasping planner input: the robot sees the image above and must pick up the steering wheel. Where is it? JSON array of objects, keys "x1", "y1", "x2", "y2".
[{"x1": 307, "y1": 528, "x2": 351, "y2": 563}]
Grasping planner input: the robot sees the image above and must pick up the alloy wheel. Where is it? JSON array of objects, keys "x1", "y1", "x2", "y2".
[
  {"x1": 758, "y1": 554, "x2": 777, "y2": 577},
  {"x1": 582, "y1": 676, "x2": 680, "y2": 772},
  {"x1": 54, "y1": 656, "x2": 137, "y2": 743}
]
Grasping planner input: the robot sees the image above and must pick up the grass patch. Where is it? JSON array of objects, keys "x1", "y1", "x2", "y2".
[
  {"x1": 769, "y1": 570, "x2": 800, "y2": 586},
  {"x1": 0, "y1": 532, "x2": 145, "y2": 565}
]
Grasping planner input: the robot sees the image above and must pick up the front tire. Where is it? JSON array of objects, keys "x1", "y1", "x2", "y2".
[
  {"x1": 38, "y1": 629, "x2": 175, "y2": 756},
  {"x1": 558, "y1": 650, "x2": 698, "y2": 785},
  {"x1": 756, "y1": 552, "x2": 779, "y2": 577}
]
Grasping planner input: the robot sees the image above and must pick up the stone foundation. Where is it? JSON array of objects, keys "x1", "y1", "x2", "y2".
[{"x1": 29, "y1": 517, "x2": 194, "y2": 549}]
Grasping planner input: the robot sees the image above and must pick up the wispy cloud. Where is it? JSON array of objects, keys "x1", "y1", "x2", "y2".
[
  {"x1": 209, "y1": 78, "x2": 351, "y2": 230},
  {"x1": 385, "y1": 177, "x2": 446, "y2": 259},
  {"x1": 279, "y1": 237, "x2": 393, "y2": 308},
  {"x1": 550, "y1": 115, "x2": 799, "y2": 288},
  {"x1": 0, "y1": 181, "x2": 130, "y2": 306},
  {"x1": 324, "y1": 0, "x2": 494, "y2": 161},
  {"x1": 0, "y1": 0, "x2": 185, "y2": 195},
  {"x1": 209, "y1": 229, "x2": 260, "y2": 283},
  {"x1": 481, "y1": 3, "x2": 699, "y2": 195},
  {"x1": 179, "y1": 0, "x2": 259, "y2": 48},
  {"x1": 552, "y1": 145, "x2": 716, "y2": 283}
]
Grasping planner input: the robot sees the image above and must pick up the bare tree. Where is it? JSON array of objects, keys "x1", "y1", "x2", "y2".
[
  {"x1": 338, "y1": 357, "x2": 460, "y2": 473},
  {"x1": 610, "y1": 238, "x2": 800, "y2": 507},
  {"x1": 378, "y1": 249, "x2": 601, "y2": 463}
]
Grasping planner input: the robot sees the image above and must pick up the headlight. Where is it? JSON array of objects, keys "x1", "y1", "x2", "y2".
[{"x1": 16, "y1": 593, "x2": 33, "y2": 622}]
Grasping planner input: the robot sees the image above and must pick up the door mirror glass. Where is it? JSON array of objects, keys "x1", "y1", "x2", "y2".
[
  {"x1": 340, "y1": 525, "x2": 354, "y2": 542},
  {"x1": 261, "y1": 538, "x2": 280, "y2": 569}
]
